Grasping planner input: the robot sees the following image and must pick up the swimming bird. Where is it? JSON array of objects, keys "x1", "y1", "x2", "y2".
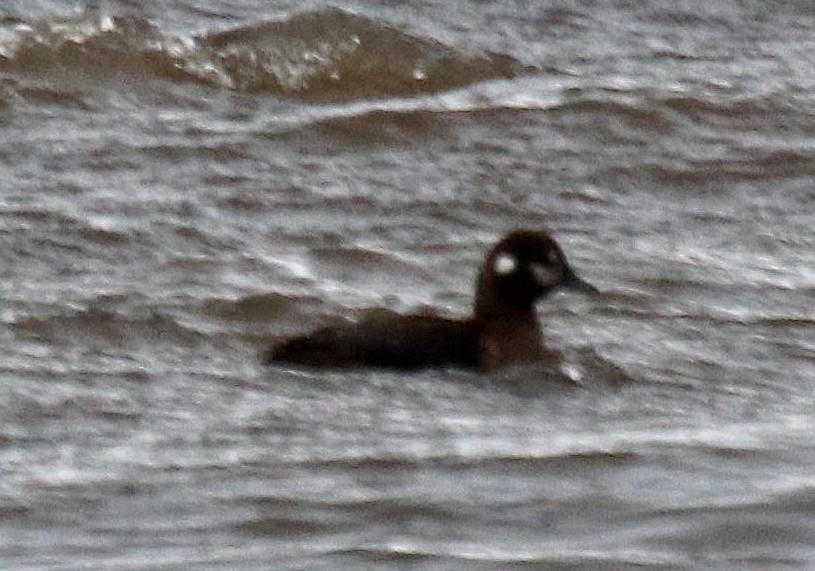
[{"x1": 263, "y1": 230, "x2": 597, "y2": 372}]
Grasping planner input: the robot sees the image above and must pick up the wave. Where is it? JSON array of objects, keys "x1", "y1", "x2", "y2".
[
  {"x1": 0, "y1": 8, "x2": 529, "y2": 101},
  {"x1": 11, "y1": 306, "x2": 206, "y2": 348}
]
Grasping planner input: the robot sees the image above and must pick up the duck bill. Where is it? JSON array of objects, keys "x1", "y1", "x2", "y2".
[{"x1": 563, "y1": 269, "x2": 599, "y2": 294}]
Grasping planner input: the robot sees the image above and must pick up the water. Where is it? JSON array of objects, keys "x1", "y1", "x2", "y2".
[{"x1": 1, "y1": 1, "x2": 814, "y2": 569}]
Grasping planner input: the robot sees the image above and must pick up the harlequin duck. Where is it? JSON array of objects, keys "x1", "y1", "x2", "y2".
[{"x1": 264, "y1": 230, "x2": 597, "y2": 372}]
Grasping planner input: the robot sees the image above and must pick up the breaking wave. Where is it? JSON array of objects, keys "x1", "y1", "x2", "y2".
[{"x1": 0, "y1": 7, "x2": 530, "y2": 101}]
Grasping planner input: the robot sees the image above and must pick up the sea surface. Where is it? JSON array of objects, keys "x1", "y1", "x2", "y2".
[{"x1": 1, "y1": 1, "x2": 814, "y2": 569}]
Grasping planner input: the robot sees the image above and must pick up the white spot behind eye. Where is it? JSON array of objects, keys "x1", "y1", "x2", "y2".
[{"x1": 493, "y1": 252, "x2": 517, "y2": 275}]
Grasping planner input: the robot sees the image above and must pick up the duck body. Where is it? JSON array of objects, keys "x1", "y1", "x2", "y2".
[
  {"x1": 264, "y1": 230, "x2": 597, "y2": 373},
  {"x1": 266, "y1": 314, "x2": 480, "y2": 370}
]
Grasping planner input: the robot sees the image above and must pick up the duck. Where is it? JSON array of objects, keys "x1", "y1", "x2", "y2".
[{"x1": 263, "y1": 229, "x2": 597, "y2": 372}]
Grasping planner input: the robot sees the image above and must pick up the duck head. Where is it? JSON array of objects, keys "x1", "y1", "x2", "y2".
[{"x1": 475, "y1": 230, "x2": 597, "y2": 318}]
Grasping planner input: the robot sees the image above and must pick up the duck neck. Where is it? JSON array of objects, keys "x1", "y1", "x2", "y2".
[{"x1": 474, "y1": 284, "x2": 543, "y2": 372}]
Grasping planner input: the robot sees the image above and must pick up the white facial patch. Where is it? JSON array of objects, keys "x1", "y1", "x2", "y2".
[
  {"x1": 545, "y1": 247, "x2": 560, "y2": 266},
  {"x1": 530, "y1": 262, "x2": 559, "y2": 287},
  {"x1": 493, "y1": 252, "x2": 518, "y2": 276}
]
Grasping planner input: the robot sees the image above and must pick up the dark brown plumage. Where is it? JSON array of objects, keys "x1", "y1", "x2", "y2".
[{"x1": 264, "y1": 230, "x2": 597, "y2": 372}]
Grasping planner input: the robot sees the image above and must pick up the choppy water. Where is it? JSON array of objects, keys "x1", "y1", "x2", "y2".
[{"x1": 1, "y1": 1, "x2": 814, "y2": 569}]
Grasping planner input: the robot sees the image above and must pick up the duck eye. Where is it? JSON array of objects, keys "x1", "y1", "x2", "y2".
[{"x1": 493, "y1": 252, "x2": 518, "y2": 276}]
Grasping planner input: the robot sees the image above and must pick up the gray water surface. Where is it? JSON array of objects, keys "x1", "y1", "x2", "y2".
[{"x1": 1, "y1": 1, "x2": 814, "y2": 569}]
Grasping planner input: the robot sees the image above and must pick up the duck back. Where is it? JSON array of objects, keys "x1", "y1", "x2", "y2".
[{"x1": 265, "y1": 314, "x2": 480, "y2": 370}]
